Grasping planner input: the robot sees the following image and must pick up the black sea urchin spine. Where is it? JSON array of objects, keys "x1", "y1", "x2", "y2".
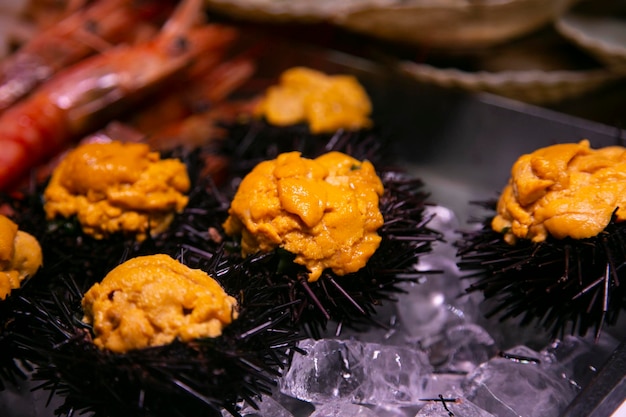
[
  {"x1": 457, "y1": 208, "x2": 626, "y2": 340},
  {"x1": 1, "y1": 148, "x2": 304, "y2": 416},
  {"x1": 0, "y1": 291, "x2": 34, "y2": 390},
  {"x1": 221, "y1": 120, "x2": 389, "y2": 176},
  {"x1": 225, "y1": 168, "x2": 443, "y2": 338},
  {"x1": 215, "y1": 122, "x2": 442, "y2": 337},
  {"x1": 14, "y1": 248, "x2": 303, "y2": 417}
]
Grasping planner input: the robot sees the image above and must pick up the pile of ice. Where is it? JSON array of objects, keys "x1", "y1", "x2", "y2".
[{"x1": 227, "y1": 206, "x2": 621, "y2": 417}]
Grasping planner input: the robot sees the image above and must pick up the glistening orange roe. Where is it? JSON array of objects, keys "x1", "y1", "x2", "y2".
[
  {"x1": 223, "y1": 151, "x2": 384, "y2": 282},
  {"x1": 493, "y1": 139, "x2": 626, "y2": 244},
  {"x1": 82, "y1": 254, "x2": 238, "y2": 353}
]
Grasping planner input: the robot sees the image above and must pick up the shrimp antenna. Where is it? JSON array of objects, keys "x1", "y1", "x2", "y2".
[{"x1": 161, "y1": 0, "x2": 204, "y2": 40}]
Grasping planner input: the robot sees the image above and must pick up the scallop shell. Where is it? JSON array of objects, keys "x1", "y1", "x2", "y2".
[
  {"x1": 400, "y1": 61, "x2": 621, "y2": 105},
  {"x1": 205, "y1": 0, "x2": 579, "y2": 49},
  {"x1": 556, "y1": 13, "x2": 626, "y2": 70}
]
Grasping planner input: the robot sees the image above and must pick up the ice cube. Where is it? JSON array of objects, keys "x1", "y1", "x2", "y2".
[
  {"x1": 418, "y1": 324, "x2": 497, "y2": 398},
  {"x1": 542, "y1": 333, "x2": 619, "y2": 389},
  {"x1": 395, "y1": 265, "x2": 479, "y2": 341},
  {"x1": 333, "y1": 300, "x2": 406, "y2": 347},
  {"x1": 280, "y1": 339, "x2": 433, "y2": 406},
  {"x1": 423, "y1": 205, "x2": 460, "y2": 243},
  {"x1": 230, "y1": 395, "x2": 295, "y2": 417},
  {"x1": 309, "y1": 402, "x2": 378, "y2": 417},
  {"x1": 370, "y1": 403, "x2": 421, "y2": 417},
  {"x1": 470, "y1": 301, "x2": 555, "y2": 351},
  {"x1": 415, "y1": 392, "x2": 496, "y2": 417},
  {"x1": 440, "y1": 324, "x2": 497, "y2": 373},
  {"x1": 463, "y1": 345, "x2": 579, "y2": 417}
]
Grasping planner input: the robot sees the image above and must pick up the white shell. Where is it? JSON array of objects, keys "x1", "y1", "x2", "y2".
[
  {"x1": 400, "y1": 61, "x2": 620, "y2": 105},
  {"x1": 204, "y1": 0, "x2": 579, "y2": 49},
  {"x1": 556, "y1": 13, "x2": 626, "y2": 70}
]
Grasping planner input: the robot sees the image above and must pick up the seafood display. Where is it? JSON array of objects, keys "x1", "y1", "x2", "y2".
[{"x1": 0, "y1": 1, "x2": 624, "y2": 417}]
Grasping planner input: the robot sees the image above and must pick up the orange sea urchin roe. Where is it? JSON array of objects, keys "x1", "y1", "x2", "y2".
[
  {"x1": 44, "y1": 141, "x2": 190, "y2": 240},
  {"x1": 492, "y1": 139, "x2": 626, "y2": 244},
  {"x1": 81, "y1": 254, "x2": 238, "y2": 353},
  {"x1": 254, "y1": 66, "x2": 372, "y2": 134},
  {"x1": 0, "y1": 214, "x2": 42, "y2": 300},
  {"x1": 223, "y1": 151, "x2": 384, "y2": 282}
]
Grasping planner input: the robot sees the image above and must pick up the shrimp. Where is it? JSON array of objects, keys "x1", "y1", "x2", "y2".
[
  {"x1": 130, "y1": 55, "x2": 258, "y2": 141},
  {"x1": 145, "y1": 99, "x2": 259, "y2": 153},
  {"x1": 0, "y1": 0, "x2": 239, "y2": 191},
  {"x1": 0, "y1": 0, "x2": 177, "y2": 112},
  {"x1": 29, "y1": 57, "x2": 258, "y2": 185}
]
